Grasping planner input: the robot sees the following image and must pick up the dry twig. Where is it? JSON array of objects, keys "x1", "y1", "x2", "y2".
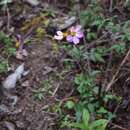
[
  {"x1": 111, "y1": 123, "x2": 128, "y2": 130},
  {"x1": 106, "y1": 49, "x2": 130, "y2": 92}
]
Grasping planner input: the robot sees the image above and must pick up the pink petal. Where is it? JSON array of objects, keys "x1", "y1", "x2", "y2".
[
  {"x1": 70, "y1": 26, "x2": 75, "y2": 32},
  {"x1": 75, "y1": 25, "x2": 82, "y2": 31},
  {"x1": 73, "y1": 36, "x2": 80, "y2": 44},
  {"x1": 56, "y1": 31, "x2": 63, "y2": 36},
  {"x1": 76, "y1": 31, "x2": 84, "y2": 38},
  {"x1": 66, "y1": 35, "x2": 73, "y2": 42},
  {"x1": 54, "y1": 35, "x2": 63, "y2": 40},
  {"x1": 54, "y1": 31, "x2": 63, "y2": 40}
]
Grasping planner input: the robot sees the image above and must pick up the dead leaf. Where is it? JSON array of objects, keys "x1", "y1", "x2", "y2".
[{"x1": 16, "y1": 49, "x2": 28, "y2": 60}]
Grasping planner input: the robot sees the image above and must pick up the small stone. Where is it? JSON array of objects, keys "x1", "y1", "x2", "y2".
[
  {"x1": 26, "y1": 0, "x2": 39, "y2": 6},
  {"x1": 3, "y1": 64, "x2": 25, "y2": 89},
  {"x1": 0, "y1": 104, "x2": 9, "y2": 114},
  {"x1": 16, "y1": 121, "x2": 25, "y2": 128},
  {"x1": 21, "y1": 80, "x2": 30, "y2": 87},
  {"x1": 4, "y1": 121, "x2": 15, "y2": 130},
  {"x1": 0, "y1": 20, "x2": 4, "y2": 28},
  {"x1": 43, "y1": 66, "x2": 53, "y2": 75}
]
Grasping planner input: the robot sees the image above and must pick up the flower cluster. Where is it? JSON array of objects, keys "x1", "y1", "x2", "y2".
[{"x1": 54, "y1": 25, "x2": 84, "y2": 45}]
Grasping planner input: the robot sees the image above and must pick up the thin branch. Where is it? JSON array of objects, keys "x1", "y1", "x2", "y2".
[
  {"x1": 106, "y1": 49, "x2": 130, "y2": 92},
  {"x1": 6, "y1": 7, "x2": 10, "y2": 31},
  {"x1": 109, "y1": 0, "x2": 113, "y2": 12},
  {"x1": 111, "y1": 123, "x2": 128, "y2": 130},
  {"x1": 52, "y1": 83, "x2": 60, "y2": 97}
]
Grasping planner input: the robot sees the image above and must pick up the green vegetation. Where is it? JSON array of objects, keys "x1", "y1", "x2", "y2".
[
  {"x1": 48, "y1": 1, "x2": 129, "y2": 129},
  {"x1": 32, "y1": 79, "x2": 53, "y2": 101},
  {"x1": 0, "y1": 32, "x2": 16, "y2": 74}
]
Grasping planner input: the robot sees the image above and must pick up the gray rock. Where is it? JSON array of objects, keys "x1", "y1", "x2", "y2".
[
  {"x1": 4, "y1": 121, "x2": 15, "y2": 130},
  {"x1": 0, "y1": 104, "x2": 9, "y2": 114},
  {"x1": 3, "y1": 63, "x2": 25, "y2": 90},
  {"x1": 26, "y1": 0, "x2": 39, "y2": 6}
]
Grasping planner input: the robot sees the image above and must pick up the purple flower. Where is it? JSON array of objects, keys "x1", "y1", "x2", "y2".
[
  {"x1": 66, "y1": 25, "x2": 84, "y2": 44},
  {"x1": 54, "y1": 31, "x2": 64, "y2": 40}
]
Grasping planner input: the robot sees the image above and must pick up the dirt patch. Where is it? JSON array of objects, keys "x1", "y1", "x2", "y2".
[{"x1": 0, "y1": 38, "x2": 62, "y2": 130}]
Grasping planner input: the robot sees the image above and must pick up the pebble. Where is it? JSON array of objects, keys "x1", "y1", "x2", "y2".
[
  {"x1": 4, "y1": 121, "x2": 15, "y2": 130},
  {"x1": 26, "y1": 0, "x2": 39, "y2": 6}
]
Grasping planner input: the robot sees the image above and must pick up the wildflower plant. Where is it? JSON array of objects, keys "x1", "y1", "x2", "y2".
[{"x1": 54, "y1": 25, "x2": 84, "y2": 44}]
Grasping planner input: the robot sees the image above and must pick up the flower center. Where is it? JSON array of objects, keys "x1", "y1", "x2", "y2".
[
  {"x1": 63, "y1": 32, "x2": 68, "y2": 37},
  {"x1": 71, "y1": 31, "x2": 76, "y2": 36}
]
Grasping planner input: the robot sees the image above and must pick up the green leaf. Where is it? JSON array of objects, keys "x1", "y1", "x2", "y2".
[
  {"x1": 97, "y1": 107, "x2": 108, "y2": 114},
  {"x1": 70, "y1": 122, "x2": 84, "y2": 129},
  {"x1": 82, "y1": 109, "x2": 90, "y2": 128},
  {"x1": 75, "y1": 103, "x2": 83, "y2": 122},
  {"x1": 87, "y1": 32, "x2": 97, "y2": 41},
  {"x1": 88, "y1": 103, "x2": 95, "y2": 113},
  {"x1": 90, "y1": 119, "x2": 108, "y2": 130},
  {"x1": 110, "y1": 43, "x2": 126, "y2": 54},
  {"x1": 65, "y1": 101, "x2": 75, "y2": 109},
  {"x1": 0, "y1": 60, "x2": 8, "y2": 73}
]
